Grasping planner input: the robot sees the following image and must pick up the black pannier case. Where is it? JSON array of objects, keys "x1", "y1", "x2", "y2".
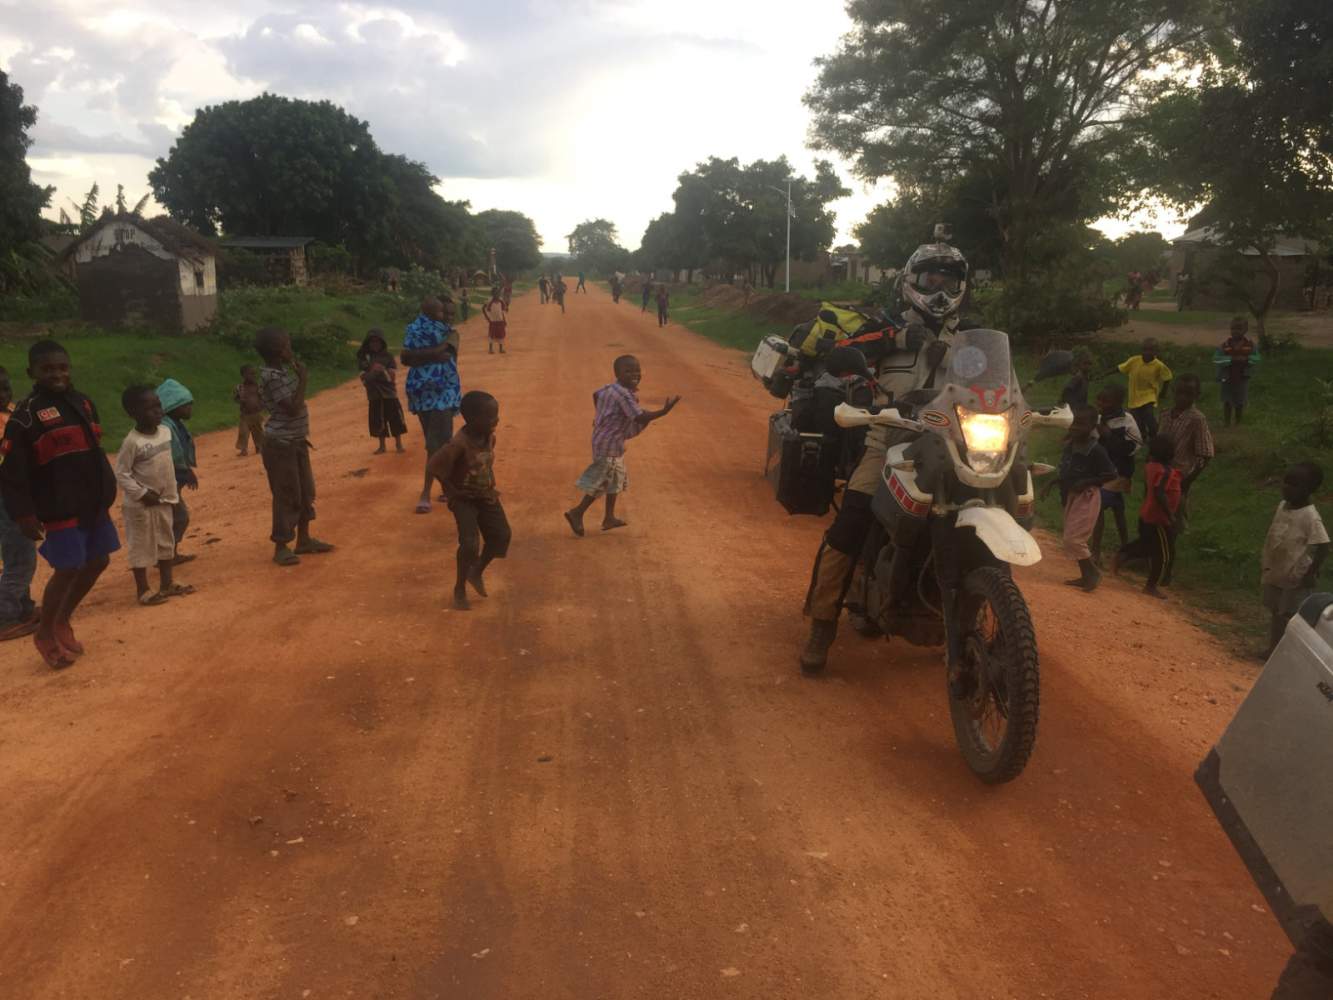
[{"x1": 766, "y1": 411, "x2": 836, "y2": 516}]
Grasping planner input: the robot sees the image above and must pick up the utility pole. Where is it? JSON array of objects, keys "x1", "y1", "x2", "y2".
[{"x1": 770, "y1": 179, "x2": 795, "y2": 293}]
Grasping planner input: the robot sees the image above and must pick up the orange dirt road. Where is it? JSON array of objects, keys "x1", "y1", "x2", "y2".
[{"x1": 0, "y1": 285, "x2": 1289, "y2": 999}]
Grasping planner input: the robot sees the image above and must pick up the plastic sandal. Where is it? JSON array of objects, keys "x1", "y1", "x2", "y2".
[
  {"x1": 138, "y1": 591, "x2": 169, "y2": 606},
  {"x1": 160, "y1": 583, "x2": 196, "y2": 598}
]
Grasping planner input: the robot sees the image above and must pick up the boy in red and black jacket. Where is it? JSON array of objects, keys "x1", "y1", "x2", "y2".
[{"x1": 0, "y1": 340, "x2": 120, "y2": 668}]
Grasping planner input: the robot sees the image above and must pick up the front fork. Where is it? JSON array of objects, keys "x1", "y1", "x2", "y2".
[{"x1": 930, "y1": 515, "x2": 966, "y2": 671}]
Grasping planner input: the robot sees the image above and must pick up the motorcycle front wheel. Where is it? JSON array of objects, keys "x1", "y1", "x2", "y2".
[{"x1": 948, "y1": 566, "x2": 1040, "y2": 784}]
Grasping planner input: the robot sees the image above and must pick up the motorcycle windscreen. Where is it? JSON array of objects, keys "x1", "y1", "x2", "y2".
[{"x1": 942, "y1": 329, "x2": 1019, "y2": 412}]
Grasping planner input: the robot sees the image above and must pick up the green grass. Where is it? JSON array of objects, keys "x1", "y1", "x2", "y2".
[
  {"x1": 792, "y1": 279, "x2": 877, "y2": 304},
  {"x1": 1128, "y1": 307, "x2": 1239, "y2": 327},
  {"x1": 0, "y1": 286, "x2": 474, "y2": 449}
]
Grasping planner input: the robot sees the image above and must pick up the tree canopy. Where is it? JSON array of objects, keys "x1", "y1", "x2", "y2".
[
  {"x1": 566, "y1": 219, "x2": 630, "y2": 276},
  {"x1": 807, "y1": 0, "x2": 1217, "y2": 281},
  {"x1": 476, "y1": 209, "x2": 542, "y2": 274},
  {"x1": 637, "y1": 156, "x2": 848, "y2": 286},
  {"x1": 0, "y1": 69, "x2": 51, "y2": 265}
]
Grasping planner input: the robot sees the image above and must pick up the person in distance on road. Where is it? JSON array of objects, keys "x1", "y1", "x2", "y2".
[
  {"x1": 1040, "y1": 403, "x2": 1117, "y2": 592},
  {"x1": 576, "y1": 271, "x2": 587, "y2": 293},
  {"x1": 427, "y1": 390, "x2": 511, "y2": 611},
  {"x1": 0, "y1": 340, "x2": 120, "y2": 668},
  {"x1": 552, "y1": 274, "x2": 567, "y2": 314},
  {"x1": 1260, "y1": 461, "x2": 1329, "y2": 656},
  {"x1": 655, "y1": 284, "x2": 670, "y2": 327},
  {"x1": 115, "y1": 385, "x2": 193, "y2": 607},
  {"x1": 539, "y1": 274, "x2": 550, "y2": 304},
  {"x1": 484, "y1": 286, "x2": 509, "y2": 355},
  {"x1": 255, "y1": 327, "x2": 335, "y2": 566},
  {"x1": 640, "y1": 277, "x2": 652, "y2": 313},
  {"x1": 564, "y1": 355, "x2": 680, "y2": 537}
]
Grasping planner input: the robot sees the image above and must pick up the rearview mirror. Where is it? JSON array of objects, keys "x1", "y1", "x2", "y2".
[{"x1": 1032, "y1": 350, "x2": 1074, "y2": 383}]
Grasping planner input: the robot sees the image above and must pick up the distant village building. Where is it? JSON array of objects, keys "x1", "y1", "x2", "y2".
[
  {"x1": 62, "y1": 214, "x2": 217, "y2": 333},
  {"x1": 1169, "y1": 227, "x2": 1322, "y2": 312},
  {"x1": 220, "y1": 236, "x2": 315, "y2": 286},
  {"x1": 831, "y1": 246, "x2": 893, "y2": 285}
]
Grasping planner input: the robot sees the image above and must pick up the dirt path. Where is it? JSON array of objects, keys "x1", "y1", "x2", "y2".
[{"x1": 0, "y1": 286, "x2": 1288, "y2": 999}]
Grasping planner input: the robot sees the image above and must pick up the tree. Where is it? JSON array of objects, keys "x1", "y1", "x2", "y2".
[
  {"x1": 566, "y1": 218, "x2": 631, "y2": 276},
  {"x1": 0, "y1": 69, "x2": 52, "y2": 266},
  {"x1": 377, "y1": 154, "x2": 485, "y2": 271},
  {"x1": 149, "y1": 93, "x2": 395, "y2": 265},
  {"x1": 806, "y1": 1, "x2": 1217, "y2": 283},
  {"x1": 1138, "y1": 0, "x2": 1333, "y2": 343},
  {"x1": 475, "y1": 209, "x2": 542, "y2": 274}
]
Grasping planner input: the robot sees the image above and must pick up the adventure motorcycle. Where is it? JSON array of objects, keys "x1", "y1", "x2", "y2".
[{"x1": 834, "y1": 328, "x2": 1072, "y2": 784}]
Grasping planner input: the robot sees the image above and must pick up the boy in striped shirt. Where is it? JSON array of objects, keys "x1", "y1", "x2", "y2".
[{"x1": 564, "y1": 355, "x2": 680, "y2": 536}]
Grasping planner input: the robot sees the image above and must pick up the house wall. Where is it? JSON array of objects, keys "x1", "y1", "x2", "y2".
[
  {"x1": 76, "y1": 244, "x2": 182, "y2": 332},
  {"x1": 289, "y1": 247, "x2": 309, "y2": 286},
  {"x1": 1178, "y1": 246, "x2": 1310, "y2": 311}
]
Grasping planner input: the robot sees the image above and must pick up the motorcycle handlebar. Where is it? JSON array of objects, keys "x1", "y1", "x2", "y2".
[{"x1": 833, "y1": 403, "x2": 924, "y2": 433}]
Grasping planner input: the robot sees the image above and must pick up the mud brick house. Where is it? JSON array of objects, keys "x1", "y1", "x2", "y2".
[
  {"x1": 1169, "y1": 227, "x2": 1320, "y2": 312},
  {"x1": 220, "y1": 236, "x2": 314, "y2": 286},
  {"x1": 63, "y1": 214, "x2": 217, "y2": 332}
]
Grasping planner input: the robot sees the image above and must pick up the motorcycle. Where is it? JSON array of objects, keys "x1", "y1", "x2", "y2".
[{"x1": 834, "y1": 328, "x2": 1072, "y2": 784}]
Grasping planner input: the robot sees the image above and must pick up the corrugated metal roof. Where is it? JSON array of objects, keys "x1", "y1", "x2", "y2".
[
  {"x1": 221, "y1": 236, "x2": 316, "y2": 249},
  {"x1": 1173, "y1": 225, "x2": 1314, "y2": 257}
]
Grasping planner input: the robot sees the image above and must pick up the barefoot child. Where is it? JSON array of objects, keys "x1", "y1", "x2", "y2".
[
  {"x1": 1261, "y1": 462, "x2": 1329, "y2": 655},
  {"x1": 357, "y1": 330, "x2": 407, "y2": 454},
  {"x1": 1115, "y1": 338, "x2": 1172, "y2": 440},
  {"x1": 484, "y1": 287, "x2": 508, "y2": 354},
  {"x1": 564, "y1": 356, "x2": 680, "y2": 536},
  {"x1": 1113, "y1": 436, "x2": 1182, "y2": 600},
  {"x1": 0, "y1": 340, "x2": 120, "y2": 668},
  {"x1": 233, "y1": 365, "x2": 265, "y2": 457},
  {"x1": 157, "y1": 378, "x2": 198, "y2": 565},
  {"x1": 427, "y1": 391, "x2": 511, "y2": 611},
  {"x1": 256, "y1": 327, "x2": 335, "y2": 566},
  {"x1": 1040, "y1": 403, "x2": 1116, "y2": 591},
  {"x1": 115, "y1": 386, "x2": 193, "y2": 606}
]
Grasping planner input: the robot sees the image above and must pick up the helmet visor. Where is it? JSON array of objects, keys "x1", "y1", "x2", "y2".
[{"x1": 913, "y1": 270, "x2": 964, "y2": 295}]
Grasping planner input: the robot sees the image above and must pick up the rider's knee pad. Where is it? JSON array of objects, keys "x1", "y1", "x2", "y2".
[{"x1": 824, "y1": 489, "x2": 874, "y2": 555}]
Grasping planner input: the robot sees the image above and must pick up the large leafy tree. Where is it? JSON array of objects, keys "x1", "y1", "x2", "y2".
[
  {"x1": 566, "y1": 218, "x2": 631, "y2": 276},
  {"x1": 378, "y1": 154, "x2": 485, "y2": 271},
  {"x1": 1138, "y1": 0, "x2": 1333, "y2": 342},
  {"x1": 0, "y1": 69, "x2": 51, "y2": 265},
  {"x1": 149, "y1": 94, "x2": 395, "y2": 262},
  {"x1": 475, "y1": 209, "x2": 542, "y2": 274},
  {"x1": 807, "y1": 1, "x2": 1217, "y2": 282}
]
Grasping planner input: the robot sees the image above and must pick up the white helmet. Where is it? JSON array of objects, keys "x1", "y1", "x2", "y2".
[{"x1": 901, "y1": 243, "x2": 969, "y2": 327}]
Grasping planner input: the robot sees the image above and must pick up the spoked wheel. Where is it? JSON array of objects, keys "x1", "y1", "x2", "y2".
[{"x1": 947, "y1": 566, "x2": 1040, "y2": 784}]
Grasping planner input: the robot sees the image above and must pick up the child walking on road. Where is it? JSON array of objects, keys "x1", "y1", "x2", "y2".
[
  {"x1": 233, "y1": 365, "x2": 265, "y2": 457},
  {"x1": 115, "y1": 385, "x2": 192, "y2": 606},
  {"x1": 1113, "y1": 436, "x2": 1182, "y2": 600},
  {"x1": 656, "y1": 284, "x2": 670, "y2": 327},
  {"x1": 157, "y1": 378, "x2": 198, "y2": 565},
  {"x1": 1261, "y1": 462, "x2": 1329, "y2": 655},
  {"x1": 484, "y1": 287, "x2": 508, "y2": 354},
  {"x1": 357, "y1": 330, "x2": 407, "y2": 453},
  {"x1": 0, "y1": 340, "x2": 120, "y2": 668},
  {"x1": 427, "y1": 391, "x2": 511, "y2": 611},
  {"x1": 1041, "y1": 404, "x2": 1117, "y2": 591},
  {"x1": 564, "y1": 356, "x2": 680, "y2": 536},
  {"x1": 640, "y1": 280, "x2": 651, "y2": 313},
  {"x1": 256, "y1": 327, "x2": 335, "y2": 566}
]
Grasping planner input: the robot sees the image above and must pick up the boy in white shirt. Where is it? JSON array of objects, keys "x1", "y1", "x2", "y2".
[
  {"x1": 1261, "y1": 461, "x2": 1329, "y2": 654},
  {"x1": 114, "y1": 386, "x2": 192, "y2": 605}
]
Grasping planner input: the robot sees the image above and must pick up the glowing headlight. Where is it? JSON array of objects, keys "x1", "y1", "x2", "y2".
[{"x1": 956, "y1": 407, "x2": 1010, "y2": 453}]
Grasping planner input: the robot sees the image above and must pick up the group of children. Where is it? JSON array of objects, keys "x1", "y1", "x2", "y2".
[
  {"x1": 1049, "y1": 324, "x2": 1325, "y2": 654},
  {"x1": 538, "y1": 274, "x2": 568, "y2": 313}
]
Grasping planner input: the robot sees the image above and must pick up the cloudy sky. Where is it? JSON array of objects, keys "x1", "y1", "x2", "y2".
[{"x1": 2, "y1": 0, "x2": 1179, "y2": 253}]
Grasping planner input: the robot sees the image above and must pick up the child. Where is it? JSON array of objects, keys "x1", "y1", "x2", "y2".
[
  {"x1": 156, "y1": 378, "x2": 198, "y2": 565},
  {"x1": 656, "y1": 284, "x2": 670, "y2": 327},
  {"x1": 1040, "y1": 404, "x2": 1117, "y2": 591},
  {"x1": 484, "y1": 287, "x2": 508, "y2": 354},
  {"x1": 564, "y1": 355, "x2": 680, "y2": 536},
  {"x1": 256, "y1": 327, "x2": 335, "y2": 566},
  {"x1": 0, "y1": 365, "x2": 40, "y2": 641},
  {"x1": 576, "y1": 271, "x2": 587, "y2": 294},
  {"x1": 459, "y1": 287, "x2": 471, "y2": 322},
  {"x1": 1090, "y1": 384, "x2": 1142, "y2": 563},
  {"x1": 115, "y1": 385, "x2": 193, "y2": 606},
  {"x1": 1059, "y1": 348, "x2": 1093, "y2": 408},
  {"x1": 356, "y1": 330, "x2": 407, "y2": 454},
  {"x1": 0, "y1": 340, "x2": 120, "y2": 667},
  {"x1": 640, "y1": 279, "x2": 651, "y2": 313},
  {"x1": 1115, "y1": 338, "x2": 1172, "y2": 440},
  {"x1": 552, "y1": 275, "x2": 567, "y2": 314},
  {"x1": 1214, "y1": 316, "x2": 1259, "y2": 427},
  {"x1": 233, "y1": 365, "x2": 265, "y2": 458},
  {"x1": 1156, "y1": 372, "x2": 1214, "y2": 567},
  {"x1": 1113, "y1": 436, "x2": 1182, "y2": 600},
  {"x1": 427, "y1": 390, "x2": 511, "y2": 611},
  {"x1": 1261, "y1": 462, "x2": 1329, "y2": 655}
]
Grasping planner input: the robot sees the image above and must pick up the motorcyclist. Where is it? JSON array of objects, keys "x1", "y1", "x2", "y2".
[{"x1": 799, "y1": 238, "x2": 970, "y2": 674}]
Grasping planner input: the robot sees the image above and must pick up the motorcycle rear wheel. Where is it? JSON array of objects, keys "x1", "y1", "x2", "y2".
[{"x1": 948, "y1": 566, "x2": 1040, "y2": 784}]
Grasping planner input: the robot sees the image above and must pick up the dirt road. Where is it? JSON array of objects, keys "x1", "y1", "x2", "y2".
[{"x1": 0, "y1": 286, "x2": 1289, "y2": 999}]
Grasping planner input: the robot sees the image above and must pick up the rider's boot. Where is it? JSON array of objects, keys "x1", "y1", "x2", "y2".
[{"x1": 799, "y1": 619, "x2": 837, "y2": 675}]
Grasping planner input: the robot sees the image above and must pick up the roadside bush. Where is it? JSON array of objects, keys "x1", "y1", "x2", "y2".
[
  {"x1": 308, "y1": 242, "x2": 354, "y2": 276},
  {"x1": 0, "y1": 285, "x2": 78, "y2": 322},
  {"x1": 978, "y1": 275, "x2": 1124, "y2": 341},
  {"x1": 399, "y1": 265, "x2": 446, "y2": 304},
  {"x1": 216, "y1": 248, "x2": 273, "y2": 289}
]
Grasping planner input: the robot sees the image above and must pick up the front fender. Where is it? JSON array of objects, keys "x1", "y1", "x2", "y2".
[{"x1": 957, "y1": 507, "x2": 1042, "y2": 567}]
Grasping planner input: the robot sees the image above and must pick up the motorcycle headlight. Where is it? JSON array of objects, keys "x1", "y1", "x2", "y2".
[{"x1": 956, "y1": 407, "x2": 1011, "y2": 473}]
